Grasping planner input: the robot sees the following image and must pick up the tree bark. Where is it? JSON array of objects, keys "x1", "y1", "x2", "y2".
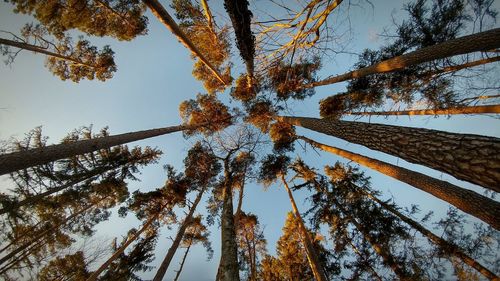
[
  {"x1": 347, "y1": 104, "x2": 500, "y2": 117},
  {"x1": 173, "y1": 243, "x2": 191, "y2": 281},
  {"x1": 152, "y1": 187, "x2": 205, "y2": 281},
  {"x1": 302, "y1": 28, "x2": 500, "y2": 88},
  {"x1": 217, "y1": 161, "x2": 240, "y2": 281},
  {"x1": 142, "y1": 0, "x2": 228, "y2": 85},
  {"x1": 280, "y1": 116, "x2": 500, "y2": 192},
  {"x1": 298, "y1": 136, "x2": 500, "y2": 230},
  {"x1": 280, "y1": 174, "x2": 329, "y2": 281},
  {"x1": 363, "y1": 190, "x2": 499, "y2": 280},
  {"x1": 0, "y1": 123, "x2": 202, "y2": 176}
]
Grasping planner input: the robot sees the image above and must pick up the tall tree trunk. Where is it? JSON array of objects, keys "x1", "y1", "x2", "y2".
[
  {"x1": 0, "y1": 123, "x2": 202, "y2": 176},
  {"x1": 298, "y1": 136, "x2": 500, "y2": 230},
  {"x1": 152, "y1": 187, "x2": 205, "y2": 281},
  {"x1": 0, "y1": 234, "x2": 48, "y2": 275},
  {"x1": 280, "y1": 174, "x2": 329, "y2": 281},
  {"x1": 142, "y1": 0, "x2": 228, "y2": 85},
  {"x1": 173, "y1": 243, "x2": 192, "y2": 281},
  {"x1": 362, "y1": 189, "x2": 498, "y2": 280},
  {"x1": 280, "y1": 116, "x2": 500, "y2": 192},
  {"x1": 428, "y1": 55, "x2": 500, "y2": 76},
  {"x1": 0, "y1": 38, "x2": 95, "y2": 68},
  {"x1": 86, "y1": 211, "x2": 161, "y2": 281},
  {"x1": 347, "y1": 238, "x2": 383, "y2": 281},
  {"x1": 200, "y1": 0, "x2": 215, "y2": 34},
  {"x1": 302, "y1": 28, "x2": 500, "y2": 88},
  {"x1": 335, "y1": 200, "x2": 412, "y2": 280},
  {"x1": 347, "y1": 104, "x2": 500, "y2": 117}
]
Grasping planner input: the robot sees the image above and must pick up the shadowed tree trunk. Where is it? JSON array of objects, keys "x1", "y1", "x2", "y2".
[
  {"x1": 153, "y1": 187, "x2": 205, "y2": 281},
  {"x1": 173, "y1": 242, "x2": 192, "y2": 281},
  {"x1": 280, "y1": 116, "x2": 500, "y2": 192},
  {"x1": 298, "y1": 136, "x2": 500, "y2": 230},
  {"x1": 347, "y1": 104, "x2": 500, "y2": 117},
  {"x1": 427, "y1": 55, "x2": 500, "y2": 76},
  {"x1": 302, "y1": 28, "x2": 500, "y2": 89},
  {"x1": 0, "y1": 123, "x2": 203, "y2": 176},
  {"x1": 143, "y1": 0, "x2": 228, "y2": 85},
  {"x1": 362, "y1": 190, "x2": 499, "y2": 280},
  {"x1": 280, "y1": 174, "x2": 329, "y2": 281}
]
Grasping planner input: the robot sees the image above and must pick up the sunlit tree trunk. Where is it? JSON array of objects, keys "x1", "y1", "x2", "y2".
[
  {"x1": 153, "y1": 187, "x2": 205, "y2": 281},
  {"x1": 0, "y1": 123, "x2": 203, "y2": 176},
  {"x1": 200, "y1": 0, "x2": 215, "y2": 34},
  {"x1": 280, "y1": 116, "x2": 500, "y2": 192},
  {"x1": 347, "y1": 104, "x2": 500, "y2": 116},
  {"x1": 173, "y1": 242, "x2": 192, "y2": 281},
  {"x1": 280, "y1": 174, "x2": 329, "y2": 281},
  {"x1": 218, "y1": 160, "x2": 240, "y2": 281},
  {"x1": 363, "y1": 190, "x2": 499, "y2": 280},
  {"x1": 142, "y1": 0, "x2": 228, "y2": 85},
  {"x1": 302, "y1": 28, "x2": 500, "y2": 88},
  {"x1": 298, "y1": 136, "x2": 500, "y2": 230}
]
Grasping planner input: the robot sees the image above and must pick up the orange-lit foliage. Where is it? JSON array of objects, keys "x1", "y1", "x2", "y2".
[
  {"x1": 269, "y1": 121, "x2": 296, "y2": 152},
  {"x1": 245, "y1": 100, "x2": 276, "y2": 132},
  {"x1": 231, "y1": 74, "x2": 257, "y2": 103},
  {"x1": 267, "y1": 58, "x2": 320, "y2": 101}
]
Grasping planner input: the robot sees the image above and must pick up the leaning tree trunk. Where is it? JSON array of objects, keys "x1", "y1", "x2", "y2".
[
  {"x1": 298, "y1": 136, "x2": 500, "y2": 230},
  {"x1": 173, "y1": 242, "x2": 192, "y2": 281},
  {"x1": 280, "y1": 116, "x2": 500, "y2": 192},
  {"x1": 217, "y1": 165, "x2": 240, "y2": 281},
  {"x1": 363, "y1": 190, "x2": 498, "y2": 280},
  {"x1": 142, "y1": 0, "x2": 228, "y2": 85},
  {"x1": 280, "y1": 174, "x2": 329, "y2": 281},
  {"x1": 347, "y1": 104, "x2": 500, "y2": 117},
  {"x1": 153, "y1": 187, "x2": 205, "y2": 281},
  {"x1": 0, "y1": 123, "x2": 203, "y2": 176},
  {"x1": 302, "y1": 28, "x2": 500, "y2": 89}
]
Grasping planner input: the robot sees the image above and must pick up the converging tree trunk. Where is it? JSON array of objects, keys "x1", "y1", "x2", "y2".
[
  {"x1": 280, "y1": 174, "x2": 329, "y2": 281},
  {"x1": 298, "y1": 136, "x2": 500, "y2": 230},
  {"x1": 142, "y1": 0, "x2": 228, "y2": 85},
  {"x1": 302, "y1": 28, "x2": 500, "y2": 88},
  {"x1": 173, "y1": 242, "x2": 192, "y2": 281},
  {"x1": 362, "y1": 189, "x2": 498, "y2": 280},
  {"x1": 153, "y1": 187, "x2": 205, "y2": 281},
  {"x1": 0, "y1": 123, "x2": 203, "y2": 176},
  {"x1": 280, "y1": 116, "x2": 500, "y2": 192},
  {"x1": 347, "y1": 104, "x2": 500, "y2": 117}
]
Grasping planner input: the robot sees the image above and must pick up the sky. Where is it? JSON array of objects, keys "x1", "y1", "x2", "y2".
[{"x1": 0, "y1": 0, "x2": 499, "y2": 280}]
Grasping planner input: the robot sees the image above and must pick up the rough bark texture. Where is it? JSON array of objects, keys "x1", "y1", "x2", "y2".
[
  {"x1": 0, "y1": 123, "x2": 200, "y2": 176},
  {"x1": 143, "y1": 0, "x2": 228, "y2": 85},
  {"x1": 281, "y1": 116, "x2": 500, "y2": 192},
  {"x1": 302, "y1": 28, "x2": 500, "y2": 88},
  {"x1": 153, "y1": 187, "x2": 205, "y2": 281},
  {"x1": 173, "y1": 243, "x2": 191, "y2": 281},
  {"x1": 281, "y1": 174, "x2": 329, "y2": 281},
  {"x1": 364, "y1": 190, "x2": 499, "y2": 280},
  {"x1": 348, "y1": 104, "x2": 500, "y2": 116},
  {"x1": 299, "y1": 136, "x2": 500, "y2": 230},
  {"x1": 218, "y1": 163, "x2": 241, "y2": 281}
]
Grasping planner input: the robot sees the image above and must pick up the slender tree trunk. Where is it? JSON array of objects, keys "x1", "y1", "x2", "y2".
[
  {"x1": 217, "y1": 162, "x2": 240, "y2": 281},
  {"x1": 153, "y1": 187, "x2": 205, "y2": 281},
  {"x1": 173, "y1": 243, "x2": 192, "y2": 281},
  {"x1": 347, "y1": 104, "x2": 500, "y2": 117},
  {"x1": 200, "y1": 0, "x2": 215, "y2": 34},
  {"x1": 142, "y1": 0, "x2": 228, "y2": 85},
  {"x1": 280, "y1": 174, "x2": 329, "y2": 281},
  {"x1": 86, "y1": 211, "x2": 161, "y2": 281},
  {"x1": 0, "y1": 123, "x2": 203, "y2": 176},
  {"x1": 280, "y1": 116, "x2": 500, "y2": 192},
  {"x1": 363, "y1": 190, "x2": 499, "y2": 280},
  {"x1": 0, "y1": 38, "x2": 95, "y2": 68},
  {"x1": 347, "y1": 238, "x2": 383, "y2": 281},
  {"x1": 0, "y1": 202, "x2": 96, "y2": 267},
  {"x1": 459, "y1": 94, "x2": 500, "y2": 104},
  {"x1": 428, "y1": 55, "x2": 500, "y2": 76},
  {"x1": 298, "y1": 136, "x2": 500, "y2": 230},
  {"x1": 0, "y1": 234, "x2": 47, "y2": 275},
  {"x1": 302, "y1": 28, "x2": 500, "y2": 88}
]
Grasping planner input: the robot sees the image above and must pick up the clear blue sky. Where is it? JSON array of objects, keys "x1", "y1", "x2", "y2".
[{"x1": 0, "y1": 0, "x2": 499, "y2": 280}]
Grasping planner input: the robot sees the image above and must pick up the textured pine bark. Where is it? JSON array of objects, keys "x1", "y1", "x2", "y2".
[
  {"x1": 303, "y1": 28, "x2": 500, "y2": 88},
  {"x1": 299, "y1": 136, "x2": 500, "y2": 230},
  {"x1": 153, "y1": 187, "x2": 205, "y2": 281},
  {"x1": 281, "y1": 116, "x2": 500, "y2": 192},
  {"x1": 0, "y1": 123, "x2": 201, "y2": 176},
  {"x1": 364, "y1": 190, "x2": 498, "y2": 280},
  {"x1": 347, "y1": 104, "x2": 500, "y2": 116}
]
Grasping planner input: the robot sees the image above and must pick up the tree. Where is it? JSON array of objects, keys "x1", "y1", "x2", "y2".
[
  {"x1": 38, "y1": 251, "x2": 90, "y2": 281},
  {"x1": 297, "y1": 135, "x2": 500, "y2": 230},
  {"x1": 279, "y1": 115, "x2": 500, "y2": 192},
  {"x1": 6, "y1": 0, "x2": 148, "y2": 41},
  {"x1": 0, "y1": 24, "x2": 116, "y2": 82},
  {"x1": 235, "y1": 212, "x2": 267, "y2": 281},
  {"x1": 346, "y1": 104, "x2": 500, "y2": 116}
]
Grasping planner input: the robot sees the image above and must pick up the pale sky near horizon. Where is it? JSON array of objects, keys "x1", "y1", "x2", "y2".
[{"x1": 0, "y1": 0, "x2": 499, "y2": 280}]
